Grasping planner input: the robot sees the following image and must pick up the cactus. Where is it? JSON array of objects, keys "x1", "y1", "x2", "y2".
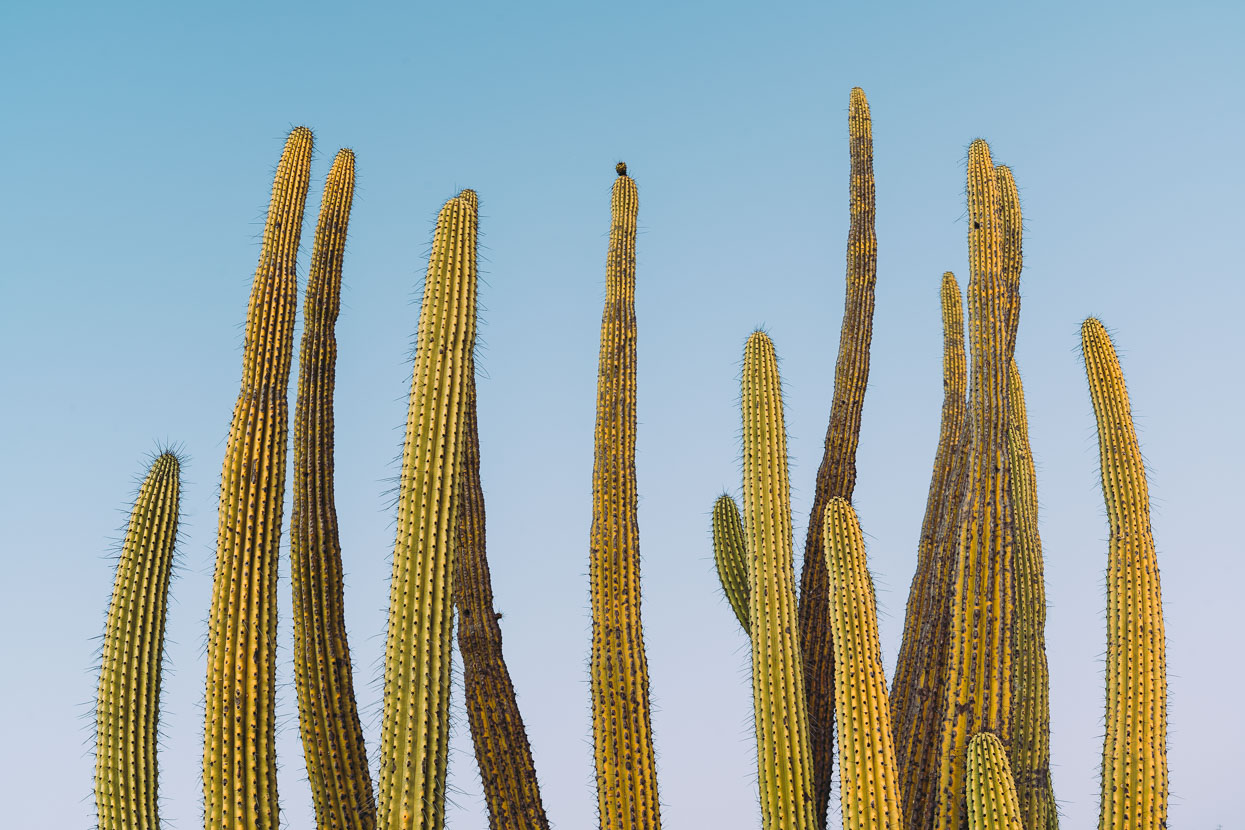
[
  {"x1": 454, "y1": 372, "x2": 550, "y2": 830},
  {"x1": 712, "y1": 494, "x2": 750, "y2": 633},
  {"x1": 203, "y1": 126, "x2": 312, "y2": 830},
  {"x1": 290, "y1": 148, "x2": 376, "y2": 830},
  {"x1": 94, "y1": 451, "x2": 181, "y2": 830},
  {"x1": 798, "y1": 85, "x2": 877, "y2": 828},
  {"x1": 1082, "y1": 318, "x2": 1168, "y2": 830},
  {"x1": 890, "y1": 272, "x2": 967, "y2": 825},
  {"x1": 378, "y1": 189, "x2": 480, "y2": 830},
  {"x1": 822, "y1": 497, "x2": 903, "y2": 830},
  {"x1": 588, "y1": 162, "x2": 662, "y2": 830},
  {"x1": 741, "y1": 331, "x2": 817, "y2": 830},
  {"x1": 965, "y1": 733, "x2": 1024, "y2": 830},
  {"x1": 934, "y1": 139, "x2": 1015, "y2": 830}
]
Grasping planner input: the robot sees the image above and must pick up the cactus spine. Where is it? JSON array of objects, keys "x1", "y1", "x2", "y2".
[
  {"x1": 378, "y1": 189, "x2": 479, "y2": 830},
  {"x1": 290, "y1": 148, "x2": 377, "y2": 830},
  {"x1": 742, "y1": 331, "x2": 817, "y2": 830},
  {"x1": 823, "y1": 497, "x2": 903, "y2": 830},
  {"x1": 1082, "y1": 318, "x2": 1168, "y2": 830},
  {"x1": 589, "y1": 162, "x2": 662, "y2": 830},
  {"x1": 798, "y1": 86, "x2": 877, "y2": 828},
  {"x1": 454, "y1": 373, "x2": 550, "y2": 830},
  {"x1": 94, "y1": 452, "x2": 181, "y2": 830},
  {"x1": 965, "y1": 733, "x2": 1024, "y2": 830},
  {"x1": 712, "y1": 494, "x2": 750, "y2": 633},
  {"x1": 203, "y1": 126, "x2": 312, "y2": 830}
]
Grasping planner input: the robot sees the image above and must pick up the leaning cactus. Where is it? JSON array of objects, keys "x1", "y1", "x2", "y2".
[
  {"x1": 966, "y1": 733, "x2": 1024, "y2": 830},
  {"x1": 712, "y1": 494, "x2": 750, "y2": 633},
  {"x1": 94, "y1": 451, "x2": 181, "y2": 830}
]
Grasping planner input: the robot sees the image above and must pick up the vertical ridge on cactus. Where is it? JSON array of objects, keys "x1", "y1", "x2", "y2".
[
  {"x1": 378, "y1": 189, "x2": 479, "y2": 830},
  {"x1": 966, "y1": 733, "x2": 1024, "y2": 830},
  {"x1": 588, "y1": 164, "x2": 661, "y2": 830},
  {"x1": 798, "y1": 85, "x2": 877, "y2": 828},
  {"x1": 454, "y1": 371, "x2": 550, "y2": 830},
  {"x1": 742, "y1": 331, "x2": 817, "y2": 830},
  {"x1": 94, "y1": 451, "x2": 181, "y2": 830},
  {"x1": 1082, "y1": 318, "x2": 1168, "y2": 830},
  {"x1": 290, "y1": 148, "x2": 377, "y2": 830},
  {"x1": 203, "y1": 126, "x2": 313, "y2": 830},
  {"x1": 823, "y1": 497, "x2": 903, "y2": 830},
  {"x1": 712, "y1": 494, "x2": 750, "y2": 634}
]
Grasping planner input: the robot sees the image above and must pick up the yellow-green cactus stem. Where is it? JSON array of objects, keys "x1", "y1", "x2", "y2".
[
  {"x1": 203, "y1": 126, "x2": 313, "y2": 830},
  {"x1": 589, "y1": 162, "x2": 662, "y2": 830},
  {"x1": 890, "y1": 272, "x2": 967, "y2": 825},
  {"x1": 454, "y1": 373, "x2": 550, "y2": 830},
  {"x1": 935, "y1": 139, "x2": 1015, "y2": 830},
  {"x1": 1004, "y1": 362, "x2": 1058, "y2": 830},
  {"x1": 995, "y1": 166, "x2": 1022, "y2": 355},
  {"x1": 94, "y1": 452, "x2": 181, "y2": 830},
  {"x1": 742, "y1": 331, "x2": 817, "y2": 830},
  {"x1": 966, "y1": 733, "x2": 1024, "y2": 830},
  {"x1": 378, "y1": 189, "x2": 479, "y2": 830},
  {"x1": 712, "y1": 494, "x2": 749, "y2": 633},
  {"x1": 1082, "y1": 318, "x2": 1168, "y2": 830},
  {"x1": 798, "y1": 86, "x2": 877, "y2": 827},
  {"x1": 290, "y1": 148, "x2": 376, "y2": 830},
  {"x1": 823, "y1": 497, "x2": 903, "y2": 830}
]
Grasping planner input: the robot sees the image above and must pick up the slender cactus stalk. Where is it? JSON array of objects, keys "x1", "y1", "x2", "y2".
[
  {"x1": 203, "y1": 126, "x2": 312, "y2": 830},
  {"x1": 94, "y1": 452, "x2": 181, "y2": 830},
  {"x1": 379, "y1": 190, "x2": 480, "y2": 830},
  {"x1": 712, "y1": 494, "x2": 750, "y2": 633},
  {"x1": 966, "y1": 733, "x2": 1024, "y2": 830}
]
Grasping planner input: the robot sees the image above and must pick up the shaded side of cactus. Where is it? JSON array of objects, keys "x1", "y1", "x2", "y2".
[
  {"x1": 742, "y1": 331, "x2": 817, "y2": 830},
  {"x1": 588, "y1": 164, "x2": 661, "y2": 830},
  {"x1": 966, "y1": 733, "x2": 1024, "y2": 830},
  {"x1": 935, "y1": 139, "x2": 1015, "y2": 830},
  {"x1": 290, "y1": 149, "x2": 376, "y2": 830},
  {"x1": 94, "y1": 452, "x2": 181, "y2": 830},
  {"x1": 203, "y1": 126, "x2": 312, "y2": 830},
  {"x1": 798, "y1": 86, "x2": 877, "y2": 828},
  {"x1": 1082, "y1": 318, "x2": 1168, "y2": 830},
  {"x1": 712, "y1": 494, "x2": 750, "y2": 633},
  {"x1": 378, "y1": 190, "x2": 480, "y2": 830},
  {"x1": 995, "y1": 166, "x2": 1022, "y2": 356},
  {"x1": 1005, "y1": 362, "x2": 1057, "y2": 830},
  {"x1": 823, "y1": 497, "x2": 903, "y2": 830},
  {"x1": 454, "y1": 373, "x2": 550, "y2": 830}
]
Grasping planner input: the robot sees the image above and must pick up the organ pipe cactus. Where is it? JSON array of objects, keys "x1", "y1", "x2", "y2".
[
  {"x1": 1082, "y1": 318, "x2": 1168, "y2": 830},
  {"x1": 741, "y1": 331, "x2": 817, "y2": 830},
  {"x1": 94, "y1": 451, "x2": 181, "y2": 830},
  {"x1": 379, "y1": 189, "x2": 480, "y2": 830},
  {"x1": 712, "y1": 494, "x2": 749, "y2": 633},
  {"x1": 203, "y1": 126, "x2": 312, "y2": 830},
  {"x1": 966, "y1": 733, "x2": 1024, "y2": 830},
  {"x1": 290, "y1": 148, "x2": 376, "y2": 830}
]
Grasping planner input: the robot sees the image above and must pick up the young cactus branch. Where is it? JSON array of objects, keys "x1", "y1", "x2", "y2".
[
  {"x1": 712, "y1": 494, "x2": 750, "y2": 633},
  {"x1": 966, "y1": 733, "x2": 1024, "y2": 830}
]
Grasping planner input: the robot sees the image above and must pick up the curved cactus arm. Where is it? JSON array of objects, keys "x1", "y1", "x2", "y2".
[
  {"x1": 711, "y1": 494, "x2": 750, "y2": 634},
  {"x1": 966, "y1": 732, "x2": 1024, "y2": 830}
]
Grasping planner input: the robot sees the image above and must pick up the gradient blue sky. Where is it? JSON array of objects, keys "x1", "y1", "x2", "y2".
[{"x1": 3, "y1": 2, "x2": 1242, "y2": 828}]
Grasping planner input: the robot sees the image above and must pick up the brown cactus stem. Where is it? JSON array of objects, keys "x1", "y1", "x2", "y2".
[{"x1": 797, "y1": 85, "x2": 877, "y2": 829}]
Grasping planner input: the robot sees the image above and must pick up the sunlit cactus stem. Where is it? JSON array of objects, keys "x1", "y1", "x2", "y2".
[
  {"x1": 94, "y1": 451, "x2": 181, "y2": 830},
  {"x1": 966, "y1": 733, "x2": 1024, "y2": 830},
  {"x1": 203, "y1": 126, "x2": 313, "y2": 830},
  {"x1": 712, "y1": 494, "x2": 749, "y2": 633}
]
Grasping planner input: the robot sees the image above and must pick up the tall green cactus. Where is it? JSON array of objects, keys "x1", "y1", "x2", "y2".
[
  {"x1": 742, "y1": 331, "x2": 817, "y2": 830},
  {"x1": 378, "y1": 189, "x2": 480, "y2": 830},
  {"x1": 1082, "y1": 318, "x2": 1168, "y2": 830},
  {"x1": 712, "y1": 494, "x2": 750, "y2": 633},
  {"x1": 203, "y1": 126, "x2": 312, "y2": 830},
  {"x1": 94, "y1": 451, "x2": 181, "y2": 830},
  {"x1": 798, "y1": 86, "x2": 877, "y2": 827},
  {"x1": 290, "y1": 148, "x2": 376, "y2": 830},
  {"x1": 966, "y1": 733, "x2": 1024, "y2": 830}
]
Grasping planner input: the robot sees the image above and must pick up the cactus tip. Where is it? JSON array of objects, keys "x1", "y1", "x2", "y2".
[{"x1": 616, "y1": 161, "x2": 628, "y2": 176}]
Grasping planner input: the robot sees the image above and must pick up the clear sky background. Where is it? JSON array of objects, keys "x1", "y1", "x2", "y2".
[{"x1": 2, "y1": 2, "x2": 1242, "y2": 828}]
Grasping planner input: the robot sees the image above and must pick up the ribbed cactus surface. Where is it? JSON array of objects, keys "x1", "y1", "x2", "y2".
[
  {"x1": 965, "y1": 733, "x2": 1024, "y2": 830},
  {"x1": 379, "y1": 189, "x2": 480, "y2": 830},
  {"x1": 588, "y1": 162, "x2": 661, "y2": 830},
  {"x1": 290, "y1": 148, "x2": 376, "y2": 830},
  {"x1": 454, "y1": 374, "x2": 550, "y2": 830},
  {"x1": 94, "y1": 452, "x2": 181, "y2": 830},
  {"x1": 1082, "y1": 318, "x2": 1168, "y2": 830},
  {"x1": 799, "y1": 86, "x2": 877, "y2": 828},
  {"x1": 712, "y1": 494, "x2": 749, "y2": 633},
  {"x1": 203, "y1": 126, "x2": 312, "y2": 830},
  {"x1": 823, "y1": 497, "x2": 903, "y2": 830},
  {"x1": 742, "y1": 331, "x2": 817, "y2": 830}
]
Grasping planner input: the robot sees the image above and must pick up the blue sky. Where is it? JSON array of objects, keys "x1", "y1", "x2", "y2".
[{"x1": 2, "y1": 2, "x2": 1242, "y2": 827}]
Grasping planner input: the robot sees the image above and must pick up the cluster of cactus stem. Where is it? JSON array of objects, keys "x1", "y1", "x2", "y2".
[{"x1": 92, "y1": 87, "x2": 1168, "y2": 830}]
